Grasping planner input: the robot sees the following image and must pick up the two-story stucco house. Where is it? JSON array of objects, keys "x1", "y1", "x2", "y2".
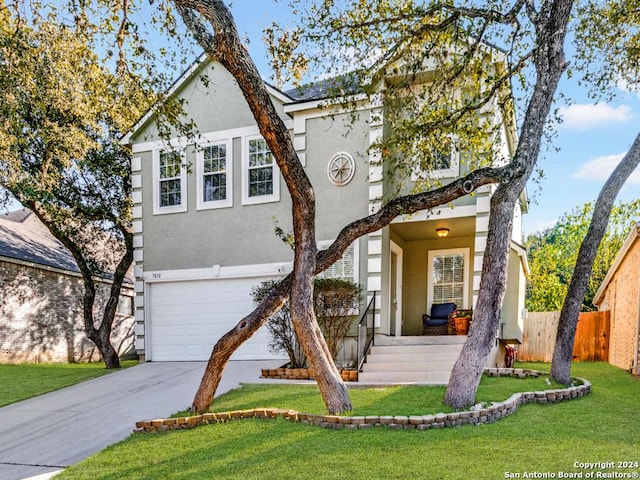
[{"x1": 122, "y1": 52, "x2": 529, "y2": 372}]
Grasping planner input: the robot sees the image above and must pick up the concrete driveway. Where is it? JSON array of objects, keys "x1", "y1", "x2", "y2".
[{"x1": 0, "y1": 360, "x2": 283, "y2": 480}]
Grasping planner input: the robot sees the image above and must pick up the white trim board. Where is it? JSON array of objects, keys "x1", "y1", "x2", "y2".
[
  {"x1": 130, "y1": 122, "x2": 295, "y2": 155},
  {"x1": 394, "y1": 204, "x2": 477, "y2": 224},
  {"x1": 143, "y1": 262, "x2": 294, "y2": 284}
]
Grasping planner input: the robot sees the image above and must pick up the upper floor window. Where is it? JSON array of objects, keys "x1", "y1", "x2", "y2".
[
  {"x1": 153, "y1": 149, "x2": 187, "y2": 214},
  {"x1": 243, "y1": 136, "x2": 280, "y2": 205},
  {"x1": 412, "y1": 135, "x2": 460, "y2": 181},
  {"x1": 197, "y1": 141, "x2": 232, "y2": 210}
]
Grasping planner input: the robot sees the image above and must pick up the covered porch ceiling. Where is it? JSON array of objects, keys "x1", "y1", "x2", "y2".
[{"x1": 390, "y1": 216, "x2": 476, "y2": 242}]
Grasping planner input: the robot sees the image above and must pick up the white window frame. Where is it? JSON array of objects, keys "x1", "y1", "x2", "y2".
[
  {"x1": 316, "y1": 239, "x2": 360, "y2": 284},
  {"x1": 153, "y1": 149, "x2": 187, "y2": 215},
  {"x1": 242, "y1": 135, "x2": 280, "y2": 205},
  {"x1": 411, "y1": 134, "x2": 460, "y2": 181},
  {"x1": 196, "y1": 140, "x2": 233, "y2": 210},
  {"x1": 427, "y1": 247, "x2": 470, "y2": 311}
]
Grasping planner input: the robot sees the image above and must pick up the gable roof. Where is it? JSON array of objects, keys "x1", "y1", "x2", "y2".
[
  {"x1": 120, "y1": 53, "x2": 295, "y2": 145},
  {"x1": 594, "y1": 222, "x2": 640, "y2": 306},
  {"x1": 0, "y1": 209, "x2": 79, "y2": 273}
]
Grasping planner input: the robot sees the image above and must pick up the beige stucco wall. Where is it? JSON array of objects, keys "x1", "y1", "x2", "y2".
[{"x1": 598, "y1": 238, "x2": 640, "y2": 373}]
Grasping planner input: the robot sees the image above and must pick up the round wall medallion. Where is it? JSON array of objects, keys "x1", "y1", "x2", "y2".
[{"x1": 327, "y1": 152, "x2": 356, "y2": 186}]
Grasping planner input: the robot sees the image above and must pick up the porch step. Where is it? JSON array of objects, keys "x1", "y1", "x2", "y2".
[
  {"x1": 369, "y1": 344, "x2": 463, "y2": 357},
  {"x1": 358, "y1": 336, "x2": 464, "y2": 384},
  {"x1": 366, "y1": 352, "x2": 460, "y2": 364},
  {"x1": 358, "y1": 370, "x2": 452, "y2": 384},
  {"x1": 373, "y1": 334, "x2": 467, "y2": 346},
  {"x1": 362, "y1": 361, "x2": 456, "y2": 372}
]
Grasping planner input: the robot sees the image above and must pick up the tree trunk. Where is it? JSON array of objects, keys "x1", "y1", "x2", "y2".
[
  {"x1": 98, "y1": 340, "x2": 121, "y2": 369},
  {"x1": 82, "y1": 282, "x2": 122, "y2": 369},
  {"x1": 175, "y1": 0, "x2": 351, "y2": 414},
  {"x1": 551, "y1": 131, "x2": 640, "y2": 384},
  {"x1": 289, "y1": 253, "x2": 352, "y2": 413},
  {"x1": 191, "y1": 277, "x2": 291, "y2": 413},
  {"x1": 27, "y1": 203, "x2": 131, "y2": 369},
  {"x1": 289, "y1": 194, "x2": 352, "y2": 413},
  {"x1": 444, "y1": 0, "x2": 575, "y2": 408},
  {"x1": 444, "y1": 182, "x2": 520, "y2": 408}
]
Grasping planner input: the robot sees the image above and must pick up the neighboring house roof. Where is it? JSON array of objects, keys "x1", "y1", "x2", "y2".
[
  {"x1": 0, "y1": 208, "x2": 79, "y2": 273},
  {"x1": 594, "y1": 222, "x2": 640, "y2": 306},
  {"x1": 0, "y1": 208, "x2": 134, "y2": 285}
]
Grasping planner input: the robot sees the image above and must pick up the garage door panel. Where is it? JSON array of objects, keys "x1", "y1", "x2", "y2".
[{"x1": 148, "y1": 277, "x2": 285, "y2": 361}]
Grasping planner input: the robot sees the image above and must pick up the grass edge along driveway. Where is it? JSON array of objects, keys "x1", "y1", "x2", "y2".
[
  {"x1": 57, "y1": 362, "x2": 640, "y2": 480},
  {"x1": 0, "y1": 361, "x2": 137, "y2": 407}
]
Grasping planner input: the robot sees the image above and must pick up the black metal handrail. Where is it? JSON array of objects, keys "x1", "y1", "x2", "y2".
[{"x1": 357, "y1": 291, "x2": 377, "y2": 373}]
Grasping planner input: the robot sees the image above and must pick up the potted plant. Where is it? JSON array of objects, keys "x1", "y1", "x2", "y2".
[{"x1": 452, "y1": 310, "x2": 473, "y2": 335}]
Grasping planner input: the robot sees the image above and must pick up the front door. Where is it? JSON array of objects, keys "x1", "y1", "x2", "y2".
[{"x1": 390, "y1": 241, "x2": 403, "y2": 336}]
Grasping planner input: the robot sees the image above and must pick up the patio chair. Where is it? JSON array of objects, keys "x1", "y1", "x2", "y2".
[{"x1": 422, "y1": 302, "x2": 457, "y2": 335}]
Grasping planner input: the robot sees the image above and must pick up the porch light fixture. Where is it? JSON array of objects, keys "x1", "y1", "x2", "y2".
[{"x1": 436, "y1": 227, "x2": 450, "y2": 238}]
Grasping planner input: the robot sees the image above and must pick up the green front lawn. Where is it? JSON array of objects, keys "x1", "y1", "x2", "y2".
[
  {"x1": 0, "y1": 361, "x2": 137, "y2": 407},
  {"x1": 58, "y1": 363, "x2": 640, "y2": 480}
]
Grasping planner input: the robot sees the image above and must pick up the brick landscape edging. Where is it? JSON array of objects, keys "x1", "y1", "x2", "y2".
[{"x1": 134, "y1": 368, "x2": 591, "y2": 433}]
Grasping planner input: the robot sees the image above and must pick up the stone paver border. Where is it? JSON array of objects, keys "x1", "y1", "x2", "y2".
[{"x1": 134, "y1": 368, "x2": 591, "y2": 433}]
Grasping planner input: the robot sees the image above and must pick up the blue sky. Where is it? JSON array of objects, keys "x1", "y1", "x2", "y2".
[
  {"x1": 225, "y1": 1, "x2": 640, "y2": 238},
  {"x1": 525, "y1": 91, "x2": 640, "y2": 235}
]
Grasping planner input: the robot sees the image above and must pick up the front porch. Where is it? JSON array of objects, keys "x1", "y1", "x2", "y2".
[
  {"x1": 372, "y1": 213, "x2": 480, "y2": 338},
  {"x1": 357, "y1": 334, "x2": 466, "y2": 384},
  {"x1": 362, "y1": 210, "x2": 526, "y2": 344}
]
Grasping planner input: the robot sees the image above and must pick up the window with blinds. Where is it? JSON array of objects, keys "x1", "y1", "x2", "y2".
[
  {"x1": 431, "y1": 253, "x2": 465, "y2": 306},
  {"x1": 318, "y1": 243, "x2": 356, "y2": 282}
]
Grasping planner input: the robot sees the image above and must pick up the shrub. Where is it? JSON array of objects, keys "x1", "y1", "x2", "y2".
[
  {"x1": 314, "y1": 278, "x2": 361, "y2": 362},
  {"x1": 251, "y1": 278, "x2": 361, "y2": 367}
]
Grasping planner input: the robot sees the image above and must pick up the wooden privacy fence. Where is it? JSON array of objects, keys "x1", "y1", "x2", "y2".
[{"x1": 517, "y1": 311, "x2": 610, "y2": 362}]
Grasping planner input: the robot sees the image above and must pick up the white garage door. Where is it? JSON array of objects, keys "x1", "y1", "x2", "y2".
[{"x1": 148, "y1": 277, "x2": 285, "y2": 361}]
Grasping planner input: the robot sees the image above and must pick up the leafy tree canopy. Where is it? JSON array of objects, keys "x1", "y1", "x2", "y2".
[
  {"x1": 267, "y1": 0, "x2": 532, "y2": 195},
  {"x1": 0, "y1": 8, "x2": 141, "y2": 259},
  {"x1": 525, "y1": 199, "x2": 640, "y2": 312},
  {"x1": 574, "y1": 0, "x2": 640, "y2": 100},
  {"x1": 0, "y1": 0, "x2": 197, "y2": 367}
]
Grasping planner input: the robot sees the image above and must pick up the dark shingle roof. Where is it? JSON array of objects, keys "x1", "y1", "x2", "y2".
[
  {"x1": 284, "y1": 73, "x2": 364, "y2": 103},
  {"x1": 0, "y1": 209, "x2": 79, "y2": 273}
]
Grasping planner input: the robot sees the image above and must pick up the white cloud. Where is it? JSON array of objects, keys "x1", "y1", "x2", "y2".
[
  {"x1": 573, "y1": 152, "x2": 640, "y2": 184},
  {"x1": 558, "y1": 103, "x2": 633, "y2": 130},
  {"x1": 524, "y1": 218, "x2": 560, "y2": 237},
  {"x1": 616, "y1": 78, "x2": 640, "y2": 99}
]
